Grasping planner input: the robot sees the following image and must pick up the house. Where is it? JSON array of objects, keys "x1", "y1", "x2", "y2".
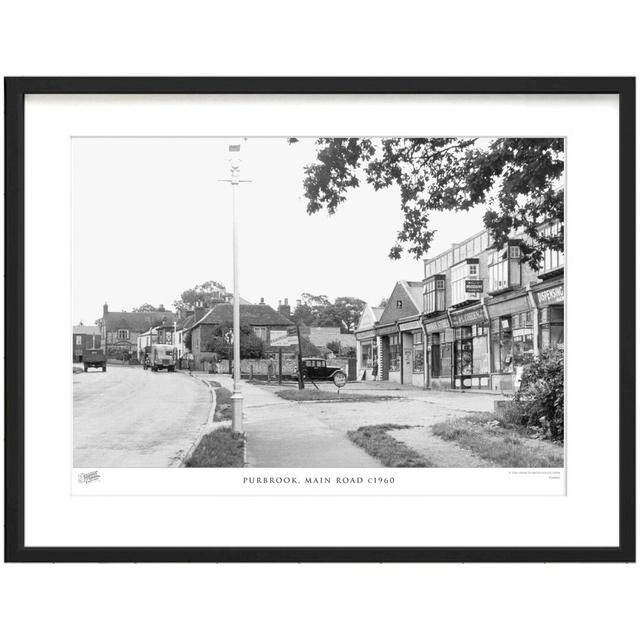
[
  {"x1": 97, "y1": 302, "x2": 176, "y2": 358},
  {"x1": 72, "y1": 323, "x2": 101, "y2": 362},
  {"x1": 185, "y1": 300, "x2": 293, "y2": 367}
]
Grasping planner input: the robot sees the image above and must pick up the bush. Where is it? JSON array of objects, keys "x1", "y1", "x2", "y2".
[{"x1": 502, "y1": 346, "x2": 564, "y2": 441}]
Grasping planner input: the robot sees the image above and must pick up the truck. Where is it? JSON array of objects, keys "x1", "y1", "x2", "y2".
[
  {"x1": 143, "y1": 343, "x2": 177, "y2": 372},
  {"x1": 82, "y1": 348, "x2": 107, "y2": 372}
]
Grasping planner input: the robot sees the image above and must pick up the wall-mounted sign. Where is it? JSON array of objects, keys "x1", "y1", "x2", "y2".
[
  {"x1": 535, "y1": 285, "x2": 564, "y2": 306},
  {"x1": 425, "y1": 317, "x2": 451, "y2": 332},
  {"x1": 450, "y1": 307, "x2": 486, "y2": 327},
  {"x1": 465, "y1": 279, "x2": 484, "y2": 293}
]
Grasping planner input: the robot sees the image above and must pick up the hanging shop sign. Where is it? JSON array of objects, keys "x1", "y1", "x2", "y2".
[
  {"x1": 450, "y1": 307, "x2": 486, "y2": 327},
  {"x1": 465, "y1": 279, "x2": 484, "y2": 293},
  {"x1": 535, "y1": 284, "x2": 564, "y2": 306}
]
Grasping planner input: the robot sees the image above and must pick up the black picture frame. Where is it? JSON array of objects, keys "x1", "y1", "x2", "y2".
[{"x1": 4, "y1": 77, "x2": 635, "y2": 563}]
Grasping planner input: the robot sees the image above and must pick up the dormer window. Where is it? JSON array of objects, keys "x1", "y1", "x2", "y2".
[
  {"x1": 424, "y1": 275, "x2": 446, "y2": 315},
  {"x1": 488, "y1": 241, "x2": 522, "y2": 293},
  {"x1": 450, "y1": 259, "x2": 482, "y2": 306}
]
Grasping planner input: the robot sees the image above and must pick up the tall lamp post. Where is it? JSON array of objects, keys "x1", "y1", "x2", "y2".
[{"x1": 219, "y1": 143, "x2": 251, "y2": 431}]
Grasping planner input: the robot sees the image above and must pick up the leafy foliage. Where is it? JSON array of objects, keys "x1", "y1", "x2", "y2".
[
  {"x1": 291, "y1": 293, "x2": 366, "y2": 332},
  {"x1": 132, "y1": 303, "x2": 166, "y2": 313},
  {"x1": 174, "y1": 280, "x2": 228, "y2": 313},
  {"x1": 294, "y1": 137, "x2": 564, "y2": 267},
  {"x1": 500, "y1": 346, "x2": 565, "y2": 441},
  {"x1": 204, "y1": 322, "x2": 265, "y2": 359}
]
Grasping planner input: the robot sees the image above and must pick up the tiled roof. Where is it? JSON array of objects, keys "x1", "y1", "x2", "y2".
[
  {"x1": 73, "y1": 324, "x2": 100, "y2": 335},
  {"x1": 104, "y1": 310, "x2": 176, "y2": 333},
  {"x1": 401, "y1": 281, "x2": 424, "y2": 311},
  {"x1": 195, "y1": 304, "x2": 293, "y2": 328},
  {"x1": 371, "y1": 306, "x2": 384, "y2": 321}
]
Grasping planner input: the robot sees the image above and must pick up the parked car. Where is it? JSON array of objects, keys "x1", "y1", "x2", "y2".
[
  {"x1": 82, "y1": 348, "x2": 106, "y2": 372},
  {"x1": 293, "y1": 357, "x2": 346, "y2": 383},
  {"x1": 144, "y1": 344, "x2": 177, "y2": 372}
]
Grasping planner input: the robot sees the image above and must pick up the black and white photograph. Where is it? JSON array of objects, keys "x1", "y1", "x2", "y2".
[{"x1": 72, "y1": 135, "x2": 565, "y2": 472}]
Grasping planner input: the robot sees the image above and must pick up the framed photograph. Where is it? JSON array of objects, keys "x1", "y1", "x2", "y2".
[{"x1": 4, "y1": 77, "x2": 635, "y2": 562}]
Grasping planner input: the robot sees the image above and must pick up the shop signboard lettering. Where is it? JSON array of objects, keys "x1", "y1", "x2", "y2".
[
  {"x1": 425, "y1": 317, "x2": 451, "y2": 332},
  {"x1": 536, "y1": 285, "x2": 564, "y2": 306},
  {"x1": 450, "y1": 307, "x2": 486, "y2": 327},
  {"x1": 465, "y1": 279, "x2": 484, "y2": 293}
]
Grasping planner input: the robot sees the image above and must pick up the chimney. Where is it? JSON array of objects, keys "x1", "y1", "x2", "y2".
[
  {"x1": 103, "y1": 302, "x2": 108, "y2": 316},
  {"x1": 278, "y1": 297, "x2": 291, "y2": 318},
  {"x1": 260, "y1": 297, "x2": 265, "y2": 304}
]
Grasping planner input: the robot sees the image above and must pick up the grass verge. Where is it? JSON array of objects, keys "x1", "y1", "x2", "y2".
[
  {"x1": 275, "y1": 389, "x2": 398, "y2": 403},
  {"x1": 347, "y1": 424, "x2": 435, "y2": 467},
  {"x1": 185, "y1": 427, "x2": 245, "y2": 467},
  {"x1": 213, "y1": 386, "x2": 233, "y2": 421},
  {"x1": 431, "y1": 413, "x2": 564, "y2": 467}
]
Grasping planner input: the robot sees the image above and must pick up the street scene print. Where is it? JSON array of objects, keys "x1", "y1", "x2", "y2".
[{"x1": 72, "y1": 137, "x2": 565, "y2": 469}]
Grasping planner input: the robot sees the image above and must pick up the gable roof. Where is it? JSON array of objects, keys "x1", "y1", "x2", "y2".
[
  {"x1": 356, "y1": 304, "x2": 384, "y2": 332},
  {"x1": 104, "y1": 310, "x2": 177, "y2": 333},
  {"x1": 193, "y1": 303, "x2": 293, "y2": 329},
  {"x1": 378, "y1": 280, "x2": 422, "y2": 325},
  {"x1": 402, "y1": 281, "x2": 423, "y2": 310}
]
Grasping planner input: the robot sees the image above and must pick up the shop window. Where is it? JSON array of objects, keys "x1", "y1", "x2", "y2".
[
  {"x1": 450, "y1": 259, "x2": 482, "y2": 306},
  {"x1": 412, "y1": 331, "x2": 424, "y2": 373},
  {"x1": 491, "y1": 317, "x2": 515, "y2": 373},
  {"x1": 388, "y1": 334, "x2": 401, "y2": 372},
  {"x1": 539, "y1": 305, "x2": 564, "y2": 350},
  {"x1": 423, "y1": 275, "x2": 446, "y2": 314},
  {"x1": 441, "y1": 341, "x2": 452, "y2": 378},
  {"x1": 430, "y1": 333, "x2": 441, "y2": 377},
  {"x1": 454, "y1": 327, "x2": 473, "y2": 376},
  {"x1": 360, "y1": 340, "x2": 377, "y2": 368}
]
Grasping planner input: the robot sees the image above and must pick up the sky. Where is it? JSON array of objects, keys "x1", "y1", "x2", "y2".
[{"x1": 72, "y1": 137, "x2": 485, "y2": 324}]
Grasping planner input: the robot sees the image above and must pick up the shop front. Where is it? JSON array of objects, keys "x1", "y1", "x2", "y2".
[
  {"x1": 425, "y1": 315, "x2": 453, "y2": 390},
  {"x1": 398, "y1": 318, "x2": 425, "y2": 387},
  {"x1": 533, "y1": 281, "x2": 564, "y2": 351},
  {"x1": 355, "y1": 329, "x2": 377, "y2": 380},
  {"x1": 376, "y1": 324, "x2": 399, "y2": 382},
  {"x1": 450, "y1": 306, "x2": 491, "y2": 390}
]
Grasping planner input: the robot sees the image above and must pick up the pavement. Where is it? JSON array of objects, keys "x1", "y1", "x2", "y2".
[
  {"x1": 73, "y1": 364, "x2": 211, "y2": 467},
  {"x1": 202, "y1": 374, "x2": 383, "y2": 468},
  {"x1": 198, "y1": 374, "x2": 501, "y2": 468}
]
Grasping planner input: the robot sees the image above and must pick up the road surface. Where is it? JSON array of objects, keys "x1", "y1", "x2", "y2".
[{"x1": 74, "y1": 365, "x2": 211, "y2": 467}]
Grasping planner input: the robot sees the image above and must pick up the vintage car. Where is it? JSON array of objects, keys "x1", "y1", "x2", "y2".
[
  {"x1": 143, "y1": 344, "x2": 177, "y2": 372},
  {"x1": 293, "y1": 357, "x2": 346, "y2": 383},
  {"x1": 82, "y1": 348, "x2": 107, "y2": 372}
]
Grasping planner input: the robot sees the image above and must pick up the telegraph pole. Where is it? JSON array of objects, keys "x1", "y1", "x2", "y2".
[{"x1": 219, "y1": 143, "x2": 251, "y2": 431}]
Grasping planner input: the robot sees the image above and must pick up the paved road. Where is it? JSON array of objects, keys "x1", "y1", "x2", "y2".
[{"x1": 74, "y1": 365, "x2": 211, "y2": 467}]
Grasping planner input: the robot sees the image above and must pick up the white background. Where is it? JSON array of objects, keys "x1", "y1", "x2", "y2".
[
  {"x1": 1, "y1": 2, "x2": 638, "y2": 640},
  {"x1": 27, "y1": 94, "x2": 601, "y2": 546}
]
